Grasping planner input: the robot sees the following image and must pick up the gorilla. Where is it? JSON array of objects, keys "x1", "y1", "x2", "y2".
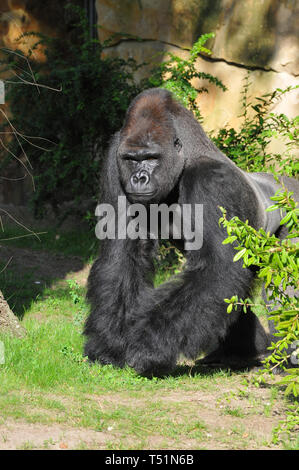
[{"x1": 84, "y1": 88, "x2": 298, "y2": 376}]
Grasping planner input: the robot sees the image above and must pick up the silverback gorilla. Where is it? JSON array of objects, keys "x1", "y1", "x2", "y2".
[{"x1": 84, "y1": 88, "x2": 299, "y2": 376}]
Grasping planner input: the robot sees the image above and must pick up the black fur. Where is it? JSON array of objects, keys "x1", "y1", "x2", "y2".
[{"x1": 84, "y1": 88, "x2": 299, "y2": 376}]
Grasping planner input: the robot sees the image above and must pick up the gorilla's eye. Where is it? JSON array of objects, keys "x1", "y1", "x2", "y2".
[
  {"x1": 122, "y1": 153, "x2": 159, "y2": 162},
  {"x1": 146, "y1": 155, "x2": 159, "y2": 161},
  {"x1": 123, "y1": 156, "x2": 138, "y2": 162}
]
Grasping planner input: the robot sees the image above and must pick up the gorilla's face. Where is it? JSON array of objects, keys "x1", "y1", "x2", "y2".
[{"x1": 117, "y1": 128, "x2": 184, "y2": 204}]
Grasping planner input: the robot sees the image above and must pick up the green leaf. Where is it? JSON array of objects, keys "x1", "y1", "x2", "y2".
[
  {"x1": 280, "y1": 212, "x2": 293, "y2": 225},
  {"x1": 233, "y1": 248, "x2": 247, "y2": 262},
  {"x1": 227, "y1": 304, "x2": 233, "y2": 314},
  {"x1": 222, "y1": 236, "x2": 238, "y2": 245}
]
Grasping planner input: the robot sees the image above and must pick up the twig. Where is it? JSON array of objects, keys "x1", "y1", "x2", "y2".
[
  {"x1": 0, "y1": 47, "x2": 40, "y2": 94},
  {"x1": 0, "y1": 107, "x2": 33, "y2": 170},
  {"x1": 0, "y1": 232, "x2": 46, "y2": 242},
  {"x1": 0, "y1": 256, "x2": 12, "y2": 274},
  {"x1": 0, "y1": 131, "x2": 58, "y2": 147},
  {"x1": 0, "y1": 207, "x2": 41, "y2": 241},
  {"x1": 4, "y1": 76, "x2": 62, "y2": 93},
  {"x1": 231, "y1": 301, "x2": 274, "y2": 308}
]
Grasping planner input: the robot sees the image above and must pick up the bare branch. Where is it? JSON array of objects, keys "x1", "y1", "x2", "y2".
[
  {"x1": 0, "y1": 107, "x2": 33, "y2": 170},
  {"x1": 0, "y1": 256, "x2": 13, "y2": 274},
  {"x1": 0, "y1": 131, "x2": 58, "y2": 147},
  {"x1": 4, "y1": 77, "x2": 62, "y2": 93},
  {"x1": 0, "y1": 207, "x2": 43, "y2": 241},
  {"x1": 0, "y1": 232, "x2": 46, "y2": 242},
  {"x1": 0, "y1": 46, "x2": 40, "y2": 94}
]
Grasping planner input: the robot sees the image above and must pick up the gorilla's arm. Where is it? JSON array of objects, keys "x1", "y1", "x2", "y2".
[
  {"x1": 84, "y1": 136, "x2": 157, "y2": 366},
  {"x1": 124, "y1": 162, "x2": 262, "y2": 375},
  {"x1": 85, "y1": 238, "x2": 157, "y2": 366}
]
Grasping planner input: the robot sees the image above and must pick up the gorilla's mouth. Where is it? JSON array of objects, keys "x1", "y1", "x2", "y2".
[{"x1": 127, "y1": 191, "x2": 156, "y2": 198}]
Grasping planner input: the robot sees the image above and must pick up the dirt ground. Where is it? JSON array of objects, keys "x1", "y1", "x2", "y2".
[{"x1": 0, "y1": 386, "x2": 288, "y2": 450}]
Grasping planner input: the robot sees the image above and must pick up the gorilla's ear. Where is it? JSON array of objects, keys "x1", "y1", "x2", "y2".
[{"x1": 174, "y1": 137, "x2": 182, "y2": 152}]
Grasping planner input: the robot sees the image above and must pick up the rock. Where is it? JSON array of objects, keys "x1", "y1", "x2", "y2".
[
  {"x1": 0, "y1": 290, "x2": 26, "y2": 337},
  {"x1": 0, "y1": 0, "x2": 70, "y2": 59},
  {"x1": 96, "y1": 0, "x2": 299, "y2": 75}
]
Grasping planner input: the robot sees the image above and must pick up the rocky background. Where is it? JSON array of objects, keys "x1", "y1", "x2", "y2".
[
  {"x1": 0, "y1": 0, "x2": 298, "y2": 204},
  {"x1": 96, "y1": 0, "x2": 298, "y2": 131}
]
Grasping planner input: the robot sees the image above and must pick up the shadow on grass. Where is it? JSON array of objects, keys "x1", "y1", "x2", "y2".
[
  {"x1": 0, "y1": 228, "x2": 98, "y2": 319},
  {"x1": 153, "y1": 357, "x2": 263, "y2": 380},
  {"x1": 0, "y1": 260, "x2": 84, "y2": 319}
]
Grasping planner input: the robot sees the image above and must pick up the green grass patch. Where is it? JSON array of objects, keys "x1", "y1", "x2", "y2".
[{"x1": 0, "y1": 313, "x2": 231, "y2": 394}]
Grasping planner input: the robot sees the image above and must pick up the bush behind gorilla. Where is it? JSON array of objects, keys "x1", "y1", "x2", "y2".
[{"x1": 84, "y1": 88, "x2": 299, "y2": 376}]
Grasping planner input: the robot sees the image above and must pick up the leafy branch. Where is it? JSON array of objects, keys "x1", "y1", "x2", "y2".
[
  {"x1": 147, "y1": 33, "x2": 227, "y2": 121},
  {"x1": 212, "y1": 74, "x2": 299, "y2": 176},
  {"x1": 220, "y1": 185, "x2": 299, "y2": 443},
  {"x1": 219, "y1": 185, "x2": 298, "y2": 392}
]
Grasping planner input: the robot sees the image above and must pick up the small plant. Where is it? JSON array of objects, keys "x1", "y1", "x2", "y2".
[
  {"x1": 67, "y1": 279, "x2": 88, "y2": 329},
  {"x1": 222, "y1": 406, "x2": 245, "y2": 418},
  {"x1": 272, "y1": 404, "x2": 299, "y2": 446},
  {"x1": 67, "y1": 279, "x2": 82, "y2": 305},
  {"x1": 147, "y1": 33, "x2": 227, "y2": 121},
  {"x1": 155, "y1": 242, "x2": 185, "y2": 279},
  {"x1": 60, "y1": 345, "x2": 87, "y2": 365}
]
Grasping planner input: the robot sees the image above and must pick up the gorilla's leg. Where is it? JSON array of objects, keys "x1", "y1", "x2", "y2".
[
  {"x1": 200, "y1": 309, "x2": 270, "y2": 368},
  {"x1": 124, "y1": 259, "x2": 256, "y2": 376}
]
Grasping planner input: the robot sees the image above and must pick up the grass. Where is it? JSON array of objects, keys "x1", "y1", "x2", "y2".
[
  {"x1": 222, "y1": 406, "x2": 245, "y2": 418},
  {"x1": 0, "y1": 225, "x2": 298, "y2": 450},
  {"x1": 0, "y1": 310, "x2": 242, "y2": 448},
  {"x1": 0, "y1": 305, "x2": 230, "y2": 395}
]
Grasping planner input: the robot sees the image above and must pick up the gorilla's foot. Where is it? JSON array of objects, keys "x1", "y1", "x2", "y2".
[
  {"x1": 87, "y1": 354, "x2": 125, "y2": 368},
  {"x1": 84, "y1": 342, "x2": 125, "y2": 368},
  {"x1": 126, "y1": 350, "x2": 176, "y2": 377},
  {"x1": 199, "y1": 349, "x2": 263, "y2": 370}
]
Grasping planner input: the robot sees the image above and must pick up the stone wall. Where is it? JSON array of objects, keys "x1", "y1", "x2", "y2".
[
  {"x1": 0, "y1": 0, "x2": 72, "y2": 58},
  {"x1": 96, "y1": 0, "x2": 299, "y2": 132}
]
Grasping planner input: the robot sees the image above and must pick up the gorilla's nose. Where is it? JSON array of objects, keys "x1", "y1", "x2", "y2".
[{"x1": 131, "y1": 170, "x2": 150, "y2": 191}]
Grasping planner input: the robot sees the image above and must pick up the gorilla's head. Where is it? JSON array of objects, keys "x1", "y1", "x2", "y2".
[{"x1": 117, "y1": 89, "x2": 184, "y2": 204}]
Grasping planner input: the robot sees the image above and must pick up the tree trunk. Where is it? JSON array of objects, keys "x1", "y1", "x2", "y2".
[{"x1": 0, "y1": 290, "x2": 26, "y2": 337}]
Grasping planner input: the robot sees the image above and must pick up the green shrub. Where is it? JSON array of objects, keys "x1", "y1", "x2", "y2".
[
  {"x1": 0, "y1": 6, "x2": 141, "y2": 217},
  {"x1": 212, "y1": 74, "x2": 299, "y2": 176},
  {"x1": 220, "y1": 186, "x2": 298, "y2": 387},
  {"x1": 220, "y1": 186, "x2": 299, "y2": 442}
]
